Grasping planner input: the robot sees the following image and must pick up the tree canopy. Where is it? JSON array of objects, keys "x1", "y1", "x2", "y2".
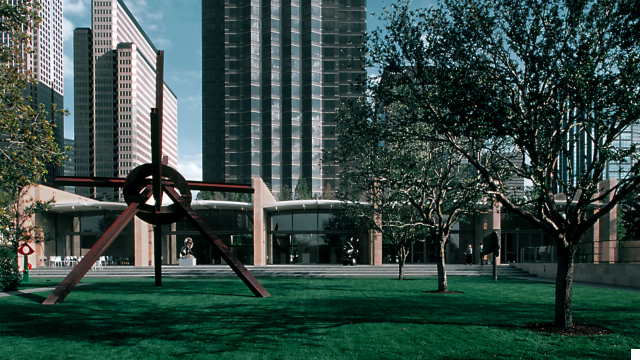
[
  {"x1": 365, "y1": 0, "x2": 640, "y2": 327},
  {"x1": 327, "y1": 74, "x2": 489, "y2": 289},
  {"x1": 0, "y1": 0, "x2": 65, "y2": 251}
]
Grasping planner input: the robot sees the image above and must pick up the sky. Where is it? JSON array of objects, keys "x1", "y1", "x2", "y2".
[{"x1": 60, "y1": 0, "x2": 436, "y2": 183}]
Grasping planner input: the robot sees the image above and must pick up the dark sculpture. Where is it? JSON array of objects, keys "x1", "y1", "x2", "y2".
[
  {"x1": 481, "y1": 230, "x2": 501, "y2": 258},
  {"x1": 342, "y1": 238, "x2": 359, "y2": 266},
  {"x1": 482, "y1": 230, "x2": 501, "y2": 281},
  {"x1": 43, "y1": 51, "x2": 270, "y2": 305},
  {"x1": 180, "y1": 237, "x2": 194, "y2": 259}
]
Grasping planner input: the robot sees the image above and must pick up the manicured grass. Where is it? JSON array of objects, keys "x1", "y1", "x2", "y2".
[{"x1": 1, "y1": 277, "x2": 638, "y2": 359}]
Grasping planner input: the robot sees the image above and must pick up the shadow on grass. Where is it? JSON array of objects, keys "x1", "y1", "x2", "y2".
[
  {"x1": 8, "y1": 292, "x2": 48, "y2": 304},
  {"x1": 0, "y1": 277, "x2": 636, "y2": 356}
]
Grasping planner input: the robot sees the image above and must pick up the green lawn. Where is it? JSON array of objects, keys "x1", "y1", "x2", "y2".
[{"x1": 1, "y1": 277, "x2": 638, "y2": 359}]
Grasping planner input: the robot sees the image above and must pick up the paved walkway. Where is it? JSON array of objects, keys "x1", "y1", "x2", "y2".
[
  {"x1": 510, "y1": 276, "x2": 640, "y2": 293},
  {"x1": 0, "y1": 283, "x2": 90, "y2": 298}
]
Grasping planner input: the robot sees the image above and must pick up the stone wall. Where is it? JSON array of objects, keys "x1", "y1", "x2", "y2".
[{"x1": 514, "y1": 262, "x2": 640, "y2": 288}]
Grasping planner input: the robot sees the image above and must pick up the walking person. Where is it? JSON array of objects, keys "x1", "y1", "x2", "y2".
[
  {"x1": 464, "y1": 244, "x2": 473, "y2": 265},
  {"x1": 479, "y1": 243, "x2": 484, "y2": 265}
]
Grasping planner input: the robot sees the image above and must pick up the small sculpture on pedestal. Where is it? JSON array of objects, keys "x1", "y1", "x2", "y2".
[
  {"x1": 179, "y1": 237, "x2": 196, "y2": 266},
  {"x1": 342, "y1": 238, "x2": 359, "y2": 266}
]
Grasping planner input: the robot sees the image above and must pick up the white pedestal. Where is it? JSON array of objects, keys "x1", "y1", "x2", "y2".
[{"x1": 179, "y1": 258, "x2": 197, "y2": 266}]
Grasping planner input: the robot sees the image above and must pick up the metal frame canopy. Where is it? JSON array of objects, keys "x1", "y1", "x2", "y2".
[{"x1": 43, "y1": 51, "x2": 270, "y2": 304}]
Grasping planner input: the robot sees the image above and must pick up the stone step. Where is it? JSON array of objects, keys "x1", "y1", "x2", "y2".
[{"x1": 28, "y1": 264, "x2": 536, "y2": 279}]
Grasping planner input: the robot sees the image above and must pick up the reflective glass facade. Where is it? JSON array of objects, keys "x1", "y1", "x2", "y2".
[
  {"x1": 268, "y1": 209, "x2": 366, "y2": 264},
  {"x1": 49, "y1": 210, "x2": 135, "y2": 264},
  {"x1": 161, "y1": 209, "x2": 254, "y2": 265},
  {"x1": 202, "y1": 0, "x2": 366, "y2": 197}
]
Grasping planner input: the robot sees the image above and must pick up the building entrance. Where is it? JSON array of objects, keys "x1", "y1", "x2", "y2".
[{"x1": 500, "y1": 231, "x2": 549, "y2": 263}]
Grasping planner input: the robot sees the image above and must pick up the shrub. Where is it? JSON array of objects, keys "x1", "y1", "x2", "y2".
[{"x1": 0, "y1": 247, "x2": 19, "y2": 292}]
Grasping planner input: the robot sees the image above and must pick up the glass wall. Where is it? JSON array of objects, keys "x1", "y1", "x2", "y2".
[
  {"x1": 268, "y1": 210, "x2": 365, "y2": 264},
  {"x1": 50, "y1": 210, "x2": 135, "y2": 265},
  {"x1": 501, "y1": 231, "x2": 551, "y2": 264},
  {"x1": 161, "y1": 209, "x2": 254, "y2": 265},
  {"x1": 381, "y1": 230, "x2": 473, "y2": 264}
]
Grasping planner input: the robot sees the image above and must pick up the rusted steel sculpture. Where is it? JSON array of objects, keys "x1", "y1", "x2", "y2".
[{"x1": 43, "y1": 51, "x2": 270, "y2": 305}]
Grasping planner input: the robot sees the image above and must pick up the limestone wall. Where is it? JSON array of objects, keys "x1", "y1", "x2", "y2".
[{"x1": 514, "y1": 262, "x2": 640, "y2": 288}]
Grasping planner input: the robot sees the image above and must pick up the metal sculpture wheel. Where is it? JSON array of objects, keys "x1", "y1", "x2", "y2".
[
  {"x1": 342, "y1": 238, "x2": 359, "y2": 266},
  {"x1": 123, "y1": 163, "x2": 192, "y2": 224},
  {"x1": 180, "y1": 237, "x2": 194, "y2": 259}
]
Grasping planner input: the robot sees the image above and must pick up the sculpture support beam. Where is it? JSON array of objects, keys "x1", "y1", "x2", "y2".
[
  {"x1": 43, "y1": 187, "x2": 153, "y2": 305},
  {"x1": 163, "y1": 184, "x2": 271, "y2": 298}
]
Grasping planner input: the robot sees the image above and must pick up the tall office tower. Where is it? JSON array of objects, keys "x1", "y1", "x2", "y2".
[
  {"x1": 556, "y1": 125, "x2": 640, "y2": 194},
  {"x1": 202, "y1": 0, "x2": 366, "y2": 197},
  {"x1": 74, "y1": 0, "x2": 178, "y2": 200},
  {"x1": 4, "y1": 0, "x2": 65, "y2": 186},
  {"x1": 605, "y1": 127, "x2": 640, "y2": 180}
]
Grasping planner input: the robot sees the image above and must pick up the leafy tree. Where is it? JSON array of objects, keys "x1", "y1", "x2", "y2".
[
  {"x1": 196, "y1": 191, "x2": 213, "y2": 200},
  {"x1": 279, "y1": 184, "x2": 292, "y2": 201},
  {"x1": 379, "y1": 204, "x2": 430, "y2": 280},
  {"x1": 0, "y1": 246, "x2": 19, "y2": 292},
  {"x1": 294, "y1": 177, "x2": 312, "y2": 200},
  {"x1": 195, "y1": 191, "x2": 225, "y2": 201},
  {"x1": 326, "y1": 92, "x2": 488, "y2": 289},
  {"x1": 0, "y1": 1, "x2": 64, "y2": 257},
  {"x1": 322, "y1": 183, "x2": 335, "y2": 200},
  {"x1": 367, "y1": 0, "x2": 640, "y2": 327},
  {"x1": 228, "y1": 192, "x2": 251, "y2": 203}
]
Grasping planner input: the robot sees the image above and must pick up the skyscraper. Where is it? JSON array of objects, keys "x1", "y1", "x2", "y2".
[
  {"x1": 6, "y1": 0, "x2": 65, "y2": 186},
  {"x1": 202, "y1": 0, "x2": 366, "y2": 197},
  {"x1": 74, "y1": 0, "x2": 178, "y2": 200}
]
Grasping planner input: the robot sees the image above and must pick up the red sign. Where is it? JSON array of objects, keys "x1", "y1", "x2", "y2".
[{"x1": 18, "y1": 244, "x2": 35, "y2": 256}]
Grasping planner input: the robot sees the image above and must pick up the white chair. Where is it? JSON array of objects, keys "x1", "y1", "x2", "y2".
[
  {"x1": 64, "y1": 256, "x2": 73, "y2": 267},
  {"x1": 53, "y1": 256, "x2": 63, "y2": 267},
  {"x1": 92, "y1": 259, "x2": 102, "y2": 270}
]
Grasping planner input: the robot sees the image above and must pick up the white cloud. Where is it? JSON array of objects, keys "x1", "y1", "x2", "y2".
[
  {"x1": 125, "y1": 0, "x2": 163, "y2": 26},
  {"x1": 146, "y1": 12, "x2": 164, "y2": 22},
  {"x1": 181, "y1": 95, "x2": 201, "y2": 105},
  {"x1": 63, "y1": 54, "x2": 74, "y2": 81},
  {"x1": 177, "y1": 155, "x2": 202, "y2": 182},
  {"x1": 62, "y1": 17, "x2": 74, "y2": 43},
  {"x1": 170, "y1": 70, "x2": 201, "y2": 85},
  {"x1": 154, "y1": 37, "x2": 171, "y2": 49},
  {"x1": 124, "y1": 0, "x2": 148, "y2": 16},
  {"x1": 63, "y1": 0, "x2": 89, "y2": 16}
]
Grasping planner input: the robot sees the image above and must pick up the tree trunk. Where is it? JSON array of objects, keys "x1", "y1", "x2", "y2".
[
  {"x1": 555, "y1": 240, "x2": 576, "y2": 328},
  {"x1": 493, "y1": 253, "x2": 497, "y2": 281},
  {"x1": 436, "y1": 240, "x2": 447, "y2": 292},
  {"x1": 398, "y1": 247, "x2": 406, "y2": 280}
]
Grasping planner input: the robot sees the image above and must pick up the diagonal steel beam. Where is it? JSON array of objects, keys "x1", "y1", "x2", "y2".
[
  {"x1": 163, "y1": 184, "x2": 271, "y2": 298},
  {"x1": 43, "y1": 187, "x2": 154, "y2": 305}
]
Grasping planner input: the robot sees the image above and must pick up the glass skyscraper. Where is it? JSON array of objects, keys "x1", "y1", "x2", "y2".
[{"x1": 202, "y1": 0, "x2": 366, "y2": 197}]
